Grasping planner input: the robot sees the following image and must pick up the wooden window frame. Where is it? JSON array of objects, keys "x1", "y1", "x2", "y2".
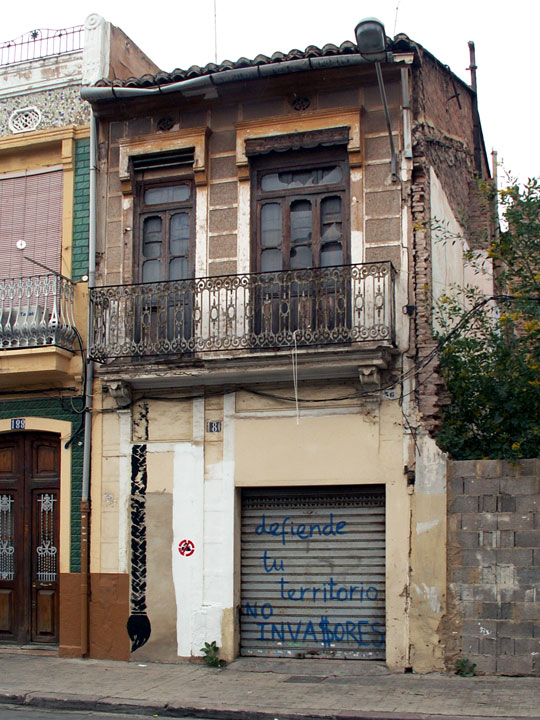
[
  {"x1": 133, "y1": 177, "x2": 195, "y2": 284},
  {"x1": 250, "y1": 146, "x2": 350, "y2": 274}
]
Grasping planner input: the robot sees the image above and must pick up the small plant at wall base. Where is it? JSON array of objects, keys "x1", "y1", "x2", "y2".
[
  {"x1": 455, "y1": 658, "x2": 477, "y2": 677},
  {"x1": 434, "y1": 178, "x2": 540, "y2": 460},
  {"x1": 200, "y1": 641, "x2": 226, "y2": 667}
]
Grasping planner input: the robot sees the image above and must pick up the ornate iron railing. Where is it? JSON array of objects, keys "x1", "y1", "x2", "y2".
[
  {"x1": 89, "y1": 262, "x2": 395, "y2": 361},
  {"x1": 0, "y1": 274, "x2": 76, "y2": 350},
  {"x1": 0, "y1": 26, "x2": 83, "y2": 66}
]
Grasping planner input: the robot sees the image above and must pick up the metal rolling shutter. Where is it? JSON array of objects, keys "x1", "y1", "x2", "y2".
[
  {"x1": 241, "y1": 485, "x2": 385, "y2": 660},
  {"x1": 0, "y1": 169, "x2": 63, "y2": 280}
]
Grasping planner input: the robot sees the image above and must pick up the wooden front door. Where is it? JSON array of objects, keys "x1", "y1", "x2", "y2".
[{"x1": 0, "y1": 433, "x2": 60, "y2": 644}]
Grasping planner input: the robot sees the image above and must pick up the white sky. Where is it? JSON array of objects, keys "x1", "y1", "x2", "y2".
[{"x1": 2, "y1": 0, "x2": 539, "y2": 184}]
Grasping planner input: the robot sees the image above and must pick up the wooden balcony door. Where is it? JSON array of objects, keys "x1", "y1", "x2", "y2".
[{"x1": 0, "y1": 433, "x2": 60, "y2": 644}]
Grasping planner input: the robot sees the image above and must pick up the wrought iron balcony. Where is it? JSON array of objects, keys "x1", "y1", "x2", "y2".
[
  {"x1": 89, "y1": 262, "x2": 395, "y2": 362},
  {"x1": 0, "y1": 26, "x2": 83, "y2": 66},
  {"x1": 0, "y1": 275, "x2": 77, "y2": 351}
]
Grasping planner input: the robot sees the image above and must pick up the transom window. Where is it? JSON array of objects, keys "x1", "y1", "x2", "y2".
[
  {"x1": 252, "y1": 148, "x2": 349, "y2": 273},
  {"x1": 136, "y1": 181, "x2": 194, "y2": 284}
]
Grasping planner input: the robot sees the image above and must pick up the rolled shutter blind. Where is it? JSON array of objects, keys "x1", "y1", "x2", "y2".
[{"x1": 0, "y1": 169, "x2": 63, "y2": 280}]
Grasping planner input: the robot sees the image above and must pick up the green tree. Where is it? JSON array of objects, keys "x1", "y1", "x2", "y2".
[{"x1": 434, "y1": 178, "x2": 540, "y2": 460}]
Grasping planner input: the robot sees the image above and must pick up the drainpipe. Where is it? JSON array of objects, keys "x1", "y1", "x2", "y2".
[{"x1": 80, "y1": 110, "x2": 97, "y2": 657}]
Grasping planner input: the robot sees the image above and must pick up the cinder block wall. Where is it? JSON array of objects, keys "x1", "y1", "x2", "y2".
[{"x1": 445, "y1": 459, "x2": 540, "y2": 675}]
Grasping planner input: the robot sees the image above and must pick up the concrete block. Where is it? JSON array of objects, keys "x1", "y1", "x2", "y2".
[
  {"x1": 209, "y1": 181, "x2": 238, "y2": 206},
  {"x1": 501, "y1": 603, "x2": 514, "y2": 620},
  {"x1": 180, "y1": 109, "x2": 207, "y2": 129},
  {"x1": 501, "y1": 476, "x2": 540, "y2": 495},
  {"x1": 515, "y1": 530, "x2": 540, "y2": 548},
  {"x1": 362, "y1": 107, "x2": 400, "y2": 133},
  {"x1": 517, "y1": 567, "x2": 540, "y2": 585},
  {"x1": 498, "y1": 620, "x2": 534, "y2": 638},
  {"x1": 498, "y1": 512, "x2": 534, "y2": 530},
  {"x1": 365, "y1": 189, "x2": 401, "y2": 217},
  {"x1": 365, "y1": 135, "x2": 393, "y2": 162},
  {"x1": 455, "y1": 532, "x2": 480, "y2": 550},
  {"x1": 497, "y1": 548, "x2": 533, "y2": 566},
  {"x1": 477, "y1": 460, "x2": 502, "y2": 478},
  {"x1": 480, "y1": 603, "x2": 501, "y2": 620},
  {"x1": 209, "y1": 130, "x2": 236, "y2": 154},
  {"x1": 514, "y1": 637, "x2": 540, "y2": 654},
  {"x1": 208, "y1": 260, "x2": 237, "y2": 277},
  {"x1": 452, "y1": 460, "x2": 477, "y2": 478},
  {"x1": 497, "y1": 637, "x2": 514, "y2": 655},
  {"x1": 464, "y1": 477, "x2": 499, "y2": 495},
  {"x1": 472, "y1": 655, "x2": 496, "y2": 674},
  {"x1": 479, "y1": 636, "x2": 497, "y2": 654},
  {"x1": 364, "y1": 162, "x2": 393, "y2": 189},
  {"x1": 496, "y1": 655, "x2": 533, "y2": 675},
  {"x1": 450, "y1": 496, "x2": 479, "y2": 513},
  {"x1": 461, "y1": 548, "x2": 495, "y2": 566},
  {"x1": 461, "y1": 636, "x2": 479, "y2": 654},
  {"x1": 210, "y1": 155, "x2": 237, "y2": 181},
  {"x1": 448, "y1": 475, "x2": 464, "y2": 495},
  {"x1": 210, "y1": 103, "x2": 239, "y2": 130},
  {"x1": 364, "y1": 245, "x2": 402, "y2": 270},
  {"x1": 534, "y1": 549, "x2": 540, "y2": 565},
  {"x1": 480, "y1": 495, "x2": 496, "y2": 513},
  {"x1": 499, "y1": 530, "x2": 516, "y2": 547},
  {"x1": 497, "y1": 495, "x2": 516, "y2": 512},
  {"x1": 516, "y1": 494, "x2": 540, "y2": 512},
  {"x1": 209, "y1": 207, "x2": 237, "y2": 233},
  {"x1": 365, "y1": 216, "x2": 401, "y2": 244},
  {"x1": 208, "y1": 234, "x2": 237, "y2": 260},
  {"x1": 462, "y1": 512, "x2": 497, "y2": 531},
  {"x1": 462, "y1": 619, "x2": 497, "y2": 638},
  {"x1": 318, "y1": 87, "x2": 360, "y2": 109}
]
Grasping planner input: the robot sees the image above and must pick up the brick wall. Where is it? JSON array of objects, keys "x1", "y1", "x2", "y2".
[
  {"x1": 445, "y1": 459, "x2": 540, "y2": 675},
  {"x1": 0, "y1": 396, "x2": 84, "y2": 571},
  {"x1": 72, "y1": 138, "x2": 90, "y2": 281}
]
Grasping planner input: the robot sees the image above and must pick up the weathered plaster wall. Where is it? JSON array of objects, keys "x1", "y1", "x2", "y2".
[{"x1": 444, "y1": 459, "x2": 540, "y2": 676}]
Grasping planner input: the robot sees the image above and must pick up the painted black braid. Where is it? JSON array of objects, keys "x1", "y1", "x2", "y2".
[{"x1": 130, "y1": 444, "x2": 148, "y2": 614}]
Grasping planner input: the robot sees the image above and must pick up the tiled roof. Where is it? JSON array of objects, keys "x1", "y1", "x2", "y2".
[{"x1": 95, "y1": 36, "x2": 415, "y2": 88}]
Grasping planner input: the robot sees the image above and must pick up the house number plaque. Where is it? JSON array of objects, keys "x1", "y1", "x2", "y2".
[{"x1": 11, "y1": 418, "x2": 26, "y2": 430}]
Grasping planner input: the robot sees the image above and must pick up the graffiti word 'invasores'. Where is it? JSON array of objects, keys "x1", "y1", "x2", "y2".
[
  {"x1": 279, "y1": 576, "x2": 379, "y2": 603},
  {"x1": 255, "y1": 513, "x2": 346, "y2": 546},
  {"x1": 256, "y1": 617, "x2": 385, "y2": 648}
]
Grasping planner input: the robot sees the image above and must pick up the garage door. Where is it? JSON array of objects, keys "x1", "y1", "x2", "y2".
[{"x1": 241, "y1": 485, "x2": 385, "y2": 660}]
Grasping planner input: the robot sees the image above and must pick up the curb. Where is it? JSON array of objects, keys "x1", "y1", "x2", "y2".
[{"x1": 2, "y1": 693, "x2": 540, "y2": 720}]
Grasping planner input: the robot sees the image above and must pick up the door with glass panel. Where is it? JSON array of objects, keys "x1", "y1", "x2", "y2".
[
  {"x1": 0, "y1": 433, "x2": 60, "y2": 644},
  {"x1": 136, "y1": 182, "x2": 194, "y2": 351},
  {"x1": 252, "y1": 150, "x2": 350, "y2": 344}
]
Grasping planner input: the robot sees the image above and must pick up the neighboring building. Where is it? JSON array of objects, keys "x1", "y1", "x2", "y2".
[
  {"x1": 82, "y1": 20, "x2": 492, "y2": 669},
  {"x1": 0, "y1": 15, "x2": 157, "y2": 657}
]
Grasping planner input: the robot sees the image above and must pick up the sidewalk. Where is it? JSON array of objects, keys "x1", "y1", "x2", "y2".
[{"x1": 0, "y1": 651, "x2": 539, "y2": 720}]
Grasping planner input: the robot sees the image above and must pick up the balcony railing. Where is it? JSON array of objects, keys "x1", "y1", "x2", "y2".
[
  {"x1": 0, "y1": 275, "x2": 76, "y2": 350},
  {"x1": 0, "y1": 26, "x2": 83, "y2": 66},
  {"x1": 89, "y1": 262, "x2": 395, "y2": 362}
]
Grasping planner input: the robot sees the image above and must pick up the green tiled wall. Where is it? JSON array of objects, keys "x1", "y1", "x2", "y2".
[{"x1": 72, "y1": 139, "x2": 90, "y2": 282}]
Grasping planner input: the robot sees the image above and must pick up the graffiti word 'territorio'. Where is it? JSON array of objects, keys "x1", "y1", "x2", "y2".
[
  {"x1": 255, "y1": 514, "x2": 346, "y2": 546},
  {"x1": 279, "y1": 576, "x2": 379, "y2": 603}
]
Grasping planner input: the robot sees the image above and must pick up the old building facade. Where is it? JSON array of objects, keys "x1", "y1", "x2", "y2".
[
  {"x1": 80, "y1": 21, "x2": 492, "y2": 670},
  {"x1": 0, "y1": 15, "x2": 157, "y2": 656}
]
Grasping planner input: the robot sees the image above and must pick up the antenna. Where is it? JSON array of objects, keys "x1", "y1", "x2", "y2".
[
  {"x1": 214, "y1": 0, "x2": 218, "y2": 64},
  {"x1": 393, "y1": 0, "x2": 401, "y2": 37}
]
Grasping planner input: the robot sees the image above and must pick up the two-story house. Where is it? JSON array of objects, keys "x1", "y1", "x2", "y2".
[
  {"x1": 81, "y1": 19, "x2": 492, "y2": 670},
  {"x1": 0, "y1": 14, "x2": 157, "y2": 658}
]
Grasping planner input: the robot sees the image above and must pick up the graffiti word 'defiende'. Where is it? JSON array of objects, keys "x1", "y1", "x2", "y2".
[{"x1": 255, "y1": 513, "x2": 346, "y2": 546}]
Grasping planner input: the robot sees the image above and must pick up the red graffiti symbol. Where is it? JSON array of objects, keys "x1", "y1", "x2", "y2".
[{"x1": 178, "y1": 539, "x2": 195, "y2": 557}]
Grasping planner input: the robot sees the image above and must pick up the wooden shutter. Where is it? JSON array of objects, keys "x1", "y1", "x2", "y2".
[{"x1": 0, "y1": 169, "x2": 63, "y2": 280}]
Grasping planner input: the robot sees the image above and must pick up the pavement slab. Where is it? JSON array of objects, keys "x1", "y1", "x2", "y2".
[{"x1": 0, "y1": 653, "x2": 539, "y2": 720}]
